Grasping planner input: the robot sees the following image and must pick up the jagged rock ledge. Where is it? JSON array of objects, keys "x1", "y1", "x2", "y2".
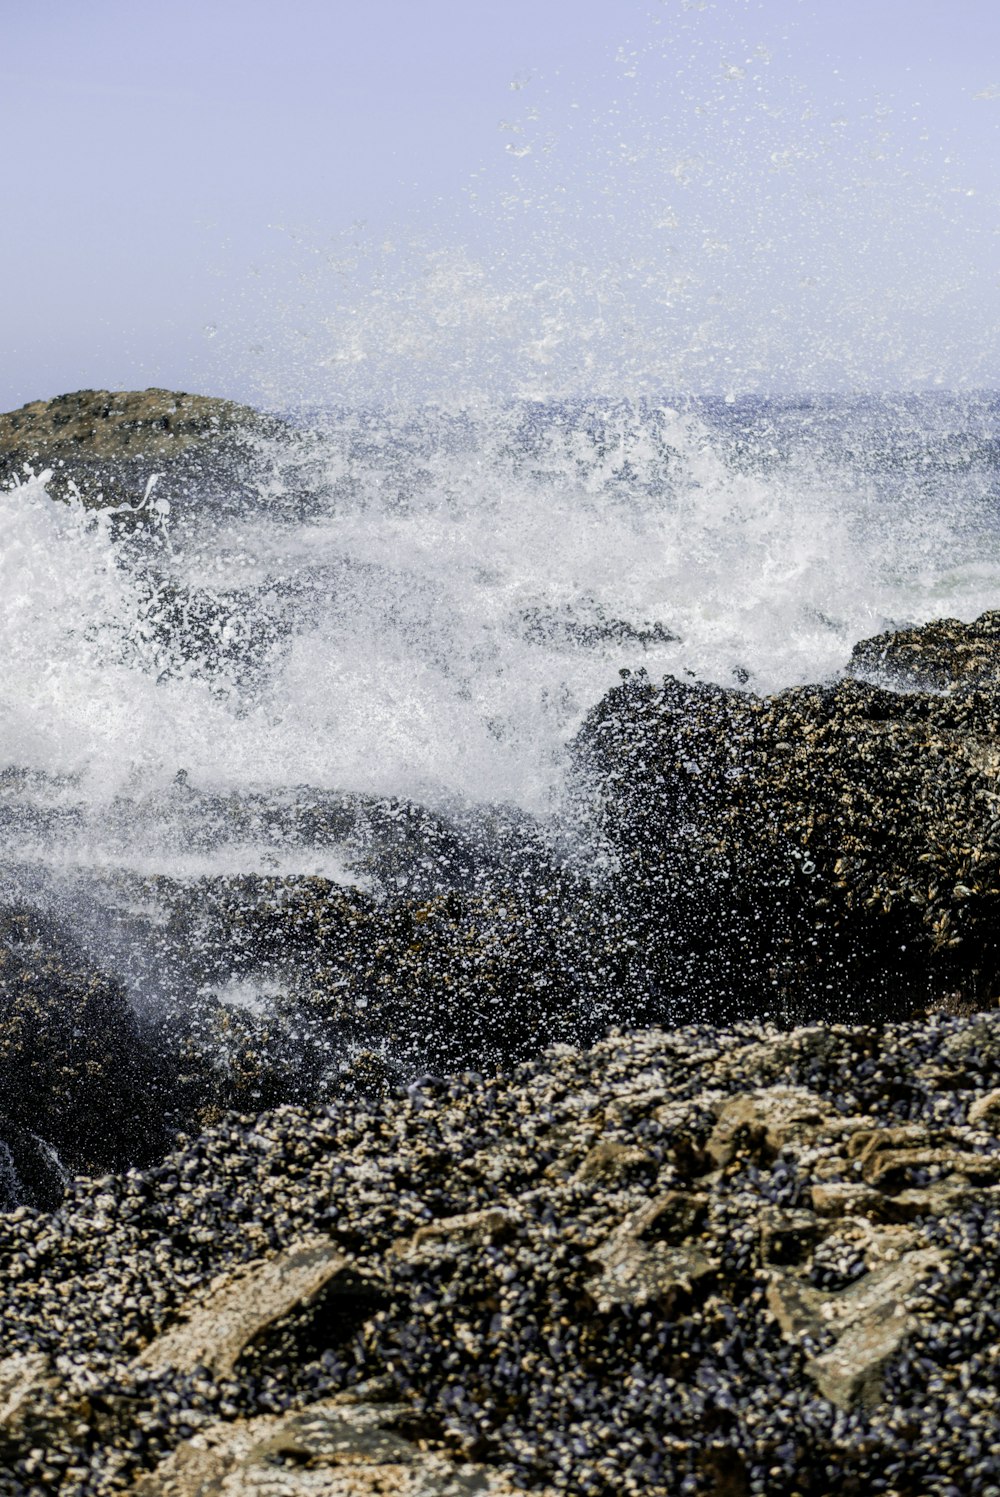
[{"x1": 1, "y1": 1014, "x2": 999, "y2": 1495}]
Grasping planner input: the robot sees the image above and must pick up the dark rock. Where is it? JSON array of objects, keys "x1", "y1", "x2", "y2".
[
  {"x1": 573, "y1": 1139, "x2": 657, "y2": 1184},
  {"x1": 98, "y1": 865, "x2": 611, "y2": 1121},
  {"x1": 572, "y1": 617, "x2": 1000, "y2": 1023},
  {"x1": 0, "y1": 1116, "x2": 68, "y2": 1212},
  {"x1": 0, "y1": 905, "x2": 167, "y2": 1186},
  {"x1": 519, "y1": 601, "x2": 679, "y2": 652},
  {"x1": 758, "y1": 1206, "x2": 818, "y2": 1266},
  {"x1": 848, "y1": 610, "x2": 1000, "y2": 695}
]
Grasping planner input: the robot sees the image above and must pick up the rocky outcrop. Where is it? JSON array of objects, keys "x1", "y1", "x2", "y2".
[
  {"x1": 0, "y1": 389, "x2": 259, "y2": 464},
  {"x1": 60, "y1": 810, "x2": 610, "y2": 1125},
  {"x1": 5, "y1": 610, "x2": 1000, "y2": 1211},
  {"x1": 136, "y1": 1238, "x2": 375, "y2": 1379},
  {"x1": 848, "y1": 609, "x2": 1000, "y2": 695},
  {"x1": 573, "y1": 612, "x2": 1000, "y2": 1025},
  {"x1": 0, "y1": 1015, "x2": 998, "y2": 1495},
  {"x1": 4, "y1": 415, "x2": 1000, "y2": 1488},
  {"x1": 0, "y1": 388, "x2": 284, "y2": 511}
]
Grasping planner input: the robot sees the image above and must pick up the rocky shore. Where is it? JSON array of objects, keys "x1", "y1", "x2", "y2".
[
  {"x1": 1, "y1": 1016, "x2": 999, "y2": 1495},
  {"x1": 1, "y1": 392, "x2": 999, "y2": 1494}
]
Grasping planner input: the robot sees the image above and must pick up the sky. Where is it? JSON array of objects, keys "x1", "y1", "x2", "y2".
[{"x1": 3, "y1": 0, "x2": 1000, "y2": 409}]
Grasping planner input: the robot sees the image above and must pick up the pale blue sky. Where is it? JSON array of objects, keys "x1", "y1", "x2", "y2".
[{"x1": 3, "y1": 0, "x2": 999, "y2": 407}]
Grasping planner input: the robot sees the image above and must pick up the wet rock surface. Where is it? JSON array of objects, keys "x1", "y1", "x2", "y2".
[
  {"x1": 46, "y1": 589, "x2": 1000, "y2": 1146},
  {"x1": 574, "y1": 612, "x2": 1000, "y2": 1025},
  {"x1": 0, "y1": 1016, "x2": 998, "y2": 1495},
  {"x1": 848, "y1": 610, "x2": 1000, "y2": 695},
  {"x1": 0, "y1": 906, "x2": 168, "y2": 1194}
]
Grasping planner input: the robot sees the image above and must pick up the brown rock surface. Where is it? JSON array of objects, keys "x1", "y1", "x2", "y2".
[
  {"x1": 589, "y1": 1199, "x2": 716, "y2": 1313},
  {"x1": 0, "y1": 387, "x2": 282, "y2": 512},
  {"x1": 137, "y1": 1238, "x2": 372, "y2": 1378},
  {"x1": 768, "y1": 1248, "x2": 946, "y2": 1409},
  {"x1": 131, "y1": 1398, "x2": 543, "y2": 1496},
  {"x1": 968, "y1": 1087, "x2": 1000, "y2": 1128},
  {"x1": 0, "y1": 1352, "x2": 54, "y2": 1444},
  {"x1": 0, "y1": 388, "x2": 260, "y2": 465},
  {"x1": 705, "y1": 1087, "x2": 839, "y2": 1167}
]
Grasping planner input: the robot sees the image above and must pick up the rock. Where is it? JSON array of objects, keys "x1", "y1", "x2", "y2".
[
  {"x1": 844, "y1": 1124, "x2": 1000, "y2": 1188},
  {"x1": 518, "y1": 602, "x2": 679, "y2": 653},
  {"x1": 0, "y1": 904, "x2": 166, "y2": 1186},
  {"x1": 573, "y1": 1140, "x2": 657, "y2": 1184},
  {"x1": 810, "y1": 1182, "x2": 888, "y2": 1219},
  {"x1": 284, "y1": 883, "x2": 611, "y2": 1079},
  {"x1": 0, "y1": 387, "x2": 285, "y2": 513},
  {"x1": 1, "y1": 1016, "x2": 1000, "y2": 1494},
  {"x1": 101, "y1": 808, "x2": 610, "y2": 1097},
  {"x1": 758, "y1": 1207, "x2": 818, "y2": 1266},
  {"x1": 863, "y1": 1145, "x2": 999, "y2": 1191},
  {"x1": 705, "y1": 1088, "x2": 838, "y2": 1167},
  {"x1": 0, "y1": 389, "x2": 259, "y2": 464},
  {"x1": 968, "y1": 1088, "x2": 1000, "y2": 1129},
  {"x1": 588, "y1": 1194, "x2": 716, "y2": 1312},
  {"x1": 572, "y1": 622, "x2": 1000, "y2": 1022},
  {"x1": 809, "y1": 1248, "x2": 946, "y2": 1409},
  {"x1": 0, "y1": 1352, "x2": 54, "y2": 1444},
  {"x1": 137, "y1": 1238, "x2": 378, "y2": 1377},
  {"x1": 0, "y1": 1116, "x2": 68, "y2": 1212},
  {"x1": 396, "y1": 1207, "x2": 522, "y2": 1258},
  {"x1": 768, "y1": 1247, "x2": 947, "y2": 1408},
  {"x1": 629, "y1": 1189, "x2": 710, "y2": 1242},
  {"x1": 131, "y1": 1398, "x2": 544, "y2": 1496},
  {"x1": 848, "y1": 611, "x2": 1000, "y2": 695},
  {"x1": 884, "y1": 1180, "x2": 1000, "y2": 1220}
]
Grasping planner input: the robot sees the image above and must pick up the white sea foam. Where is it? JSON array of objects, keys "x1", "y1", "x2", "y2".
[{"x1": 2, "y1": 396, "x2": 999, "y2": 840}]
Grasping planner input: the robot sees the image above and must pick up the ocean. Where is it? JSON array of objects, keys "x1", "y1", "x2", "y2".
[{"x1": 2, "y1": 390, "x2": 999, "y2": 1043}]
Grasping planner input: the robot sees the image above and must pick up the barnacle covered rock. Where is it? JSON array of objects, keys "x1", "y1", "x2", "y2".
[
  {"x1": 1, "y1": 1014, "x2": 998, "y2": 1495},
  {"x1": 573, "y1": 613, "x2": 1000, "y2": 1022}
]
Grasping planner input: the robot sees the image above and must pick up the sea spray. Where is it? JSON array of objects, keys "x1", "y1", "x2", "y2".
[
  {"x1": 4, "y1": 395, "x2": 999, "y2": 822},
  {"x1": 2, "y1": 391, "x2": 999, "y2": 1091}
]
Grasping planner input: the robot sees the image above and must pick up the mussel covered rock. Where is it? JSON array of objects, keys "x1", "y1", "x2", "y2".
[
  {"x1": 573, "y1": 612, "x2": 1000, "y2": 1023},
  {"x1": 0, "y1": 906, "x2": 167, "y2": 1190}
]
